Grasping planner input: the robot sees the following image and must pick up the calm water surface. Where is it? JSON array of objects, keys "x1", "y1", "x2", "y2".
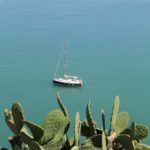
[{"x1": 0, "y1": 0, "x2": 150, "y2": 146}]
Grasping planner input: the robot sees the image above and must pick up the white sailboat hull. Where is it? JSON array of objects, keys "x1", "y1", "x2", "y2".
[{"x1": 53, "y1": 77, "x2": 83, "y2": 86}]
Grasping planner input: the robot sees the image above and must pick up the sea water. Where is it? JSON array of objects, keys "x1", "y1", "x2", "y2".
[{"x1": 0, "y1": 0, "x2": 150, "y2": 147}]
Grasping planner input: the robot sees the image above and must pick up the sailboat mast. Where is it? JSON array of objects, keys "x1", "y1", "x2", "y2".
[
  {"x1": 53, "y1": 47, "x2": 64, "y2": 78},
  {"x1": 64, "y1": 42, "x2": 67, "y2": 77}
]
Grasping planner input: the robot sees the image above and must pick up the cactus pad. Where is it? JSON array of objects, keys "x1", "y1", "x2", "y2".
[
  {"x1": 24, "y1": 120, "x2": 44, "y2": 142},
  {"x1": 4, "y1": 109, "x2": 20, "y2": 135},
  {"x1": 134, "y1": 143, "x2": 150, "y2": 150},
  {"x1": 86, "y1": 101, "x2": 97, "y2": 136},
  {"x1": 71, "y1": 146, "x2": 79, "y2": 150},
  {"x1": 102, "y1": 131, "x2": 106, "y2": 150},
  {"x1": 11, "y1": 102, "x2": 24, "y2": 132},
  {"x1": 135, "y1": 124, "x2": 149, "y2": 141},
  {"x1": 42, "y1": 135, "x2": 66, "y2": 150},
  {"x1": 29, "y1": 141, "x2": 45, "y2": 150},
  {"x1": 41, "y1": 110, "x2": 70, "y2": 144},
  {"x1": 20, "y1": 129, "x2": 33, "y2": 145},
  {"x1": 57, "y1": 93, "x2": 69, "y2": 117},
  {"x1": 109, "y1": 95, "x2": 120, "y2": 134},
  {"x1": 114, "y1": 134, "x2": 134, "y2": 150},
  {"x1": 116, "y1": 112, "x2": 129, "y2": 135},
  {"x1": 74, "y1": 112, "x2": 81, "y2": 146},
  {"x1": 80, "y1": 134, "x2": 102, "y2": 150},
  {"x1": 101, "y1": 109, "x2": 106, "y2": 133}
]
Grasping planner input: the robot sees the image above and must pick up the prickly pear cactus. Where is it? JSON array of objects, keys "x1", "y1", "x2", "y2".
[
  {"x1": 3, "y1": 95, "x2": 150, "y2": 150},
  {"x1": 133, "y1": 141, "x2": 150, "y2": 150},
  {"x1": 20, "y1": 129, "x2": 33, "y2": 145},
  {"x1": 80, "y1": 119, "x2": 103, "y2": 139},
  {"x1": 71, "y1": 146, "x2": 79, "y2": 150},
  {"x1": 135, "y1": 124, "x2": 149, "y2": 141},
  {"x1": 41, "y1": 110, "x2": 70, "y2": 144},
  {"x1": 29, "y1": 141, "x2": 44, "y2": 150},
  {"x1": 102, "y1": 131, "x2": 106, "y2": 150},
  {"x1": 9, "y1": 136, "x2": 22, "y2": 150},
  {"x1": 41, "y1": 134, "x2": 67, "y2": 150},
  {"x1": 80, "y1": 134, "x2": 102, "y2": 150},
  {"x1": 81, "y1": 120, "x2": 92, "y2": 138},
  {"x1": 4, "y1": 109, "x2": 18, "y2": 135},
  {"x1": 4, "y1": 102, "x2": 24, "y2": 136},
  {"x1": 101, "y1": 109, "x2": 106, "y2": 133},
  {"x1": 74, "y1": 112, "x2": 81, "y2": 146},
  {"x1": 114, "y1": 134, "x2": 134, "y2": 150},
  {"x1": 109, "y1": 96, "x2": 120, "y2": 134},
  {"x1": 11, "y1": 102, "x2": 24, "y2": 132},
  {"x1": 23, "y1": 121, "x2": 44, "y2": 141},
  {"x1": 57, "y1": 92, "x2": 69, "y2": 117},
  {"x1": 130, "y1": 121, "x2": 136, "y2": 139},
  {"x1": 115, "y1": 112, "x2": 129, "y2": 135},
  {"x1": 86, "y1": 101, "x2": 97, "y2": 136},
  {"x1": 23, "y1": 110, "x2": 70, "y2": 150}
]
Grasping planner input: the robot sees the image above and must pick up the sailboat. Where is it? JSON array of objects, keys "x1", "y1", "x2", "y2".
[{"x1": 53, "y1": 43, "x2": 83, "y2": 86}]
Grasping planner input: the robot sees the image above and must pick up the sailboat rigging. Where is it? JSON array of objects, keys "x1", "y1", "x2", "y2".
[{"x1": 53, "y1": 44, "x2": 83, "y2": 86}]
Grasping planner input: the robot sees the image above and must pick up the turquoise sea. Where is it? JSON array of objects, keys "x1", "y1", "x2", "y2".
[{"x1": 0, "y1": 0, "x2": 150, "y2": 146}]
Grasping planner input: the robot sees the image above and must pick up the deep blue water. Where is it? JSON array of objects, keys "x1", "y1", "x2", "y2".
[{"x1": 0, "y1": 0, "x2": 150, "y2": 147}]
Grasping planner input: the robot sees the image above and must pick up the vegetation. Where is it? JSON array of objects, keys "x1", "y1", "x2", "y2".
[{"x1": 1, "y1": 94, "x2": 150, "y2": 150}]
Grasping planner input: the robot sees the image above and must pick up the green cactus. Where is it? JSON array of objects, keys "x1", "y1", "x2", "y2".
[
  {"x1": 135, "y1": 144, "x2": 150, "y2": 150},
  {"x1": 80, "y1": 134, "x2": 102, "y2": 150},
  {"x1": 124, "y1": 123, "x2": 148, "y2": 142},
  {"x1": 71, "y1": 146, "x2": 79, "y2": 150},
  {"x1": 23, "y1": 121, "x2": 44, "y2": 142},
  {"x1": 23, "y1": 110, "x2": 70, "y2": 150},
  {"x1": 3, "y1": 95, "x2": 150, "y2": 150},
  {"x1": 115, "y1": 112, "x2": 129, "y2": 135},
  {"x1": 109, "y1": 95, "x2": 120, "y2": 134},
  {"x1": 81, "y1": 120, "x2": 92, "y2": 138},
  {"x1": 135, "y1": 124, "x2": 149, "y2": 141},
  {"x1": 133, "y1": 140, "x2": 150, "y2": 150},
  {"x1": 29, "y1": 141, "x2": 44, "y2": 150},
  {"x1": 9, "y1": 136, "x2": 22, "y2": 150},
  {"x1": 20, "y1": 129, "x2": 33, "y2": 145},
  {"x1": 42, "y1": 135, "x2": 66, "y2": 150},
  {"x1": 4, "y1": 102, "x2": 24, "y2": 136},
  {"x1": 86, "y1": 101, "x2": 97, "y2": 136},
  {"x1": 102, "y1": 131, "x2": 106, "y2": 150},
  {"x1": 120, "y1": 121, "x2": 136, "y2": 138},
  {"x1": 114, "y1": 134, "x2": 134, "y2": 150},
  {"x1": 130, "y1": 121, "x2": 136, "y2": 139},
  {"x1": 101, "y1": 109, "x2": 106, "y2": 133},
  {"x1": 4, "y1": 109, "x2": 19, "y2": 135},
  {"x1": 41, "y1": 110, "x2": 70, "y2": 144},
  {"x1": 11, "y1": 102, "x2": 24, "y2": 133},
  {"x1": 74, "y1": 112, "x2": 81, "y2": 146},
  {"x1": 57, "y1": 92, "x2": 69, "y2": 117},
  {"x1": 81, "y1": 120, "x2": 102, "y2": 138}
]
